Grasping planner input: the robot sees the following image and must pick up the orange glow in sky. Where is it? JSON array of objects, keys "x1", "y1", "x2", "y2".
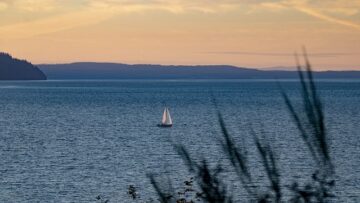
[{"x1": 0, "y1": 0, "x2": 359, "y2": 70}]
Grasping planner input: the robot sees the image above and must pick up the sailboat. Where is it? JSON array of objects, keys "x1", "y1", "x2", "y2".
[{"x1": 158, "y1": 107, "x2": 173, "y2": 127}]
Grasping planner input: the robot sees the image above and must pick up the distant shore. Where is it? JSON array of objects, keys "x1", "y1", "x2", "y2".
[{"x1": 38, "y1": 62, "x2": 360, "y2": 80}]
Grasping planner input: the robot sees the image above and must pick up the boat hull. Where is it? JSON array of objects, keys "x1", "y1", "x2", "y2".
[{"x1": 157, "y1": 124, "x2": 173, "y2": 128}]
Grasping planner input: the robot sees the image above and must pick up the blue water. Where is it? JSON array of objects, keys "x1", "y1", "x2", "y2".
[{"x1": 0, "y1": 80, "x2": 359, "y2": 202}]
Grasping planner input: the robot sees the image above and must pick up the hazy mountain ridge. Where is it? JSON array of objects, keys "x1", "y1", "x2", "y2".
[
  {"x1": 0, "y1": 53, "x2": 47, "y2": 80},
  {"x1": 38, "y1": 62, "x2": 360, "y2": 79}
]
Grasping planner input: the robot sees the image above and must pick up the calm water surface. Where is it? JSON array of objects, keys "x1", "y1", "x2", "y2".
[{"x1": 0, "y1": 80, "x2": 359, "y2": 202}]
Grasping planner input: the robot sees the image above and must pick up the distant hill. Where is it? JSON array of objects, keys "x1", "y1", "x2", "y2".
[
  {"x1": 0, "y1": 53, "x2": 47, "y2": 80},
  {"x1": 38, "y1": 62, "x2": 360, "y2": 80},
  {"x1": 260, "y1": 66, "x2": 297, "y2": 71}
]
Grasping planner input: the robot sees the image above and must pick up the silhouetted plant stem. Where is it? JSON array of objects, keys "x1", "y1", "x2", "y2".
[{"x1": 146, "y1": 52, "x2": 335, "y2": 203}]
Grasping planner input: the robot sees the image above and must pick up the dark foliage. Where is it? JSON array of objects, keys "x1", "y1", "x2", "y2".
[
  {"x1": 128, "y1": 185, "x2": 140, "y2": 200},
  {"x1": 0, "y1": 52, "x2": 47, "y2": 80},
  {"x1": 95, "y1": 195, "x2": 109, "y2": 203}
]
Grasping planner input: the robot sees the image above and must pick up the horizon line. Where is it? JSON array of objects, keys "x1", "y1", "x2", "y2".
[{"x1": 36, "y1": 61, "x2": 359, "y2": 72}]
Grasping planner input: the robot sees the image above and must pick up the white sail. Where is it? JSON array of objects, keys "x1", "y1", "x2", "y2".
[{"x1": 162, "y1": 108, "x2": 172, "y2": 125}]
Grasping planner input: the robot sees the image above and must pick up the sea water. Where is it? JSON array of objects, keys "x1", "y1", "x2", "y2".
[{"x1": 0, "y1": 80, "x2": 359, "y2": 202}]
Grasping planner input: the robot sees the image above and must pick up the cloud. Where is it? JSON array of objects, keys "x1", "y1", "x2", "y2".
[
  {"x1": 258, "y1": 2, "x2": 287, "y2": 11},
  {"x1": 0, "y1": 8, "x2": 116, "y2": 39},
  {"x1": 0, "y1": 1, "x2": 8, "y2": 10},
  {"x1": 253, "y1": 0, "x2": 360, "y2": 30},
  {"x1": 86, "y1": 0, "x2": 243, "y2": 13},
  {"x1": 295, "y1": 6, "x2": 360, "y2": 30},
  {"x1": 1, "y1": 0, "x2": 359, "y2": 40},
  {"x1": 14, "y1": 0, "x2": 57, "y2": 12},
  {"x1": 0, "y1": 0, "x2": 63, "y2": 12},
  {"x1": 3, "y1": 0, "x2": 360, "y2": 16},
  {"x1": 306, "y1": 0, "x2": 360, "y2": 16},
  {"x1": 0, "y1": 0, "x2": 245, "y2": 39},
  {"x1": 279, "y1": 0, "x2": 360, "y2": 30},
  {"x1": 323, "y1": 8, "x2": 358, "y2": 16}
]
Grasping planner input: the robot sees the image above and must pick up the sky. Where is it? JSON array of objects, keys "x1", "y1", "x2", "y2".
[{"x1": 0, "y1": 0, "x2": 359, "y2": 70}]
